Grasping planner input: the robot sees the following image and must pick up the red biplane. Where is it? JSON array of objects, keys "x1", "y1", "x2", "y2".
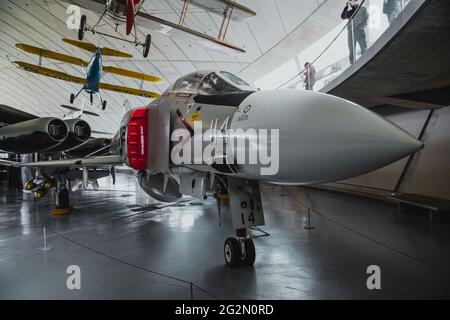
[
  {"x1": 67, "y1": 0, "x2": 257, "y2": 58},
  {"x1": 77, "y1": 0, "x2": 152, "y2": 57}
]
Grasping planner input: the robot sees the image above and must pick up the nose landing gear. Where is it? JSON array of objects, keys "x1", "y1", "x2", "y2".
[
  {"x1": 221, "y1": 178, "x2": 266, "y2": 268},
  {"x1": 224, "y1": 232, "x2": 256, "y2": 268}
]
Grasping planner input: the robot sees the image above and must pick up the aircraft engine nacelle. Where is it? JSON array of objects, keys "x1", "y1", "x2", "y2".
[
  {"x1": 46, "y1": 119, "x2": 91, "y2": 152},
  {"x1": 137, "y1": 171, "x2": 182, "y2": 203},
  {"x1": 0, "y1": 117, "x2": 68, "y2": 154}
]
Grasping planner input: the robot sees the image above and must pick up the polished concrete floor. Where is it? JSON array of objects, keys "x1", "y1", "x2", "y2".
[{"x1": 1, "y1": 173, "x2": 450, "y2": 299}]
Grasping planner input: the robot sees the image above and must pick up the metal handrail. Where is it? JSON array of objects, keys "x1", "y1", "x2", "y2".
[{"x1": 276, "y1": 0, "x2": 370, "y2": 89}]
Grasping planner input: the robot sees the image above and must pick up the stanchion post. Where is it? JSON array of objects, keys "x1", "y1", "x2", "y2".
[
  {"x1": 38, "y1": 227, "x2": 52, "y2": 251},
  {"x1": 304, "y1": 208, "x2": 315, "y2": 230}
]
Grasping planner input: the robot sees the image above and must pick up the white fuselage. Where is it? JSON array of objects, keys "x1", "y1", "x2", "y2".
[{"x1": 152, "y1": 88, "x2": 422, "y2": 185}]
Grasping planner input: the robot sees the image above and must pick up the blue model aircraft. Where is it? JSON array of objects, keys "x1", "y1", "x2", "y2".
[
  {"x1": 71, "y1": 46, "x2": 106, "y2": 108},
  {"x1": 13, "y1": 39, "x2": 161, "y2": 110}
]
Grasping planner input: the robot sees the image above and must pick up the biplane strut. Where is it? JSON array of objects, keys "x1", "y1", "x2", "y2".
[{"x1": 77, "y1": 0, "x2": 152, "y2": 58}]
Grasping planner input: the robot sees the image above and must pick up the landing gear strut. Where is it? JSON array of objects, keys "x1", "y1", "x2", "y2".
[
  {"x1": 70, "y1": 87, "x2": 83, "y2": 104},
  {"x1": 57, "y1": 186, "x2": 70, "y2": 209},
  {"x1": 220, "y1": 177, "x2": 265, "y2": 268},
  {"x1": 77, "y1": 12, "x2": 152, "y2": 58},
  {"x1": 52, "y1": 174, "x2": 71, "y2": 215}
]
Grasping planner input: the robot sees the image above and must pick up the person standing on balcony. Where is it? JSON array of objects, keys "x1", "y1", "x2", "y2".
[
  {"x1": 383, "y1": 0, "x2": 402, "y2": 23},
  {"x1": 341, "y1": 0, "x2": 369, "y2": 64},
  {"x1": 303, "y1": 62, "x2": 316, "y2": 91}
]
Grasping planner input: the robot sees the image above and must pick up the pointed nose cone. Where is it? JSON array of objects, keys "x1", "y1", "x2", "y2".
[
  {"x1": 332, "y1": 95, "x2": 424, "y2": 170},
  {"x1": 367, "y1": 112, "x2": 424, "y2": 161},
  {"x1": 237, "y1": 89, "x2": 423, "y2": 184},
  {"x1": 300, "y1": 91, "x2": 425, "y2": 182}
]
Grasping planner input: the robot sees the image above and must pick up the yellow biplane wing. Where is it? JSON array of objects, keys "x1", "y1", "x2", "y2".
[
  {"x1": 13, "y1": 61, "x2": 160, "y2": 98},
  {"x1": 13, "y1": 61, "x2": 85, "y2": 85},
  {"x1": 62, "y1": 38, "x2": 133, "y2": 58},
  {"x1": 99, "y1": 83, "x2": 160, "y2": 98},
  {"x1": 15, "y1": 44, "x2": 160, "y2": 83},
  {"x1": 16, "y1": 43, "x2": 88, "y2": 67},
  {"x1": 102, "y1": 66, "x2": 161, "y2": 83}
]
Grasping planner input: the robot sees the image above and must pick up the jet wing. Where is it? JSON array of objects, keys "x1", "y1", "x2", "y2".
[{"x1": 0, "y1": 155, "x2": 122, "y2": 168}]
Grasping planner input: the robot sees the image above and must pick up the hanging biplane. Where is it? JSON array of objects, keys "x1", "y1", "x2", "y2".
[
  {"x1": 61, "y1": 0, "x2": 256, "y2": 56},
  {"x1": 12, "y1": 39, "x2": 161, "y2": 110}
]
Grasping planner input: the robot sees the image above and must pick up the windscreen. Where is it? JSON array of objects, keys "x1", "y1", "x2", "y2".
[{"x1": 172, "y1": 71, "x2": 253, "y2": 95}]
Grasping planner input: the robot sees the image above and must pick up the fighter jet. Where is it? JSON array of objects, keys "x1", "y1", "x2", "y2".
[
  {"x1": 0, "y1": 104, "x2": 114, "y2": 204},
  {"x1": 1, "y1": 70, "x2": 424, "y2": 267}
]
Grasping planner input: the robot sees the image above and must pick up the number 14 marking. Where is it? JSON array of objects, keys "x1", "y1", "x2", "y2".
[{"x1": 241, "y1": 212, "x2": 256, "y2": 225}]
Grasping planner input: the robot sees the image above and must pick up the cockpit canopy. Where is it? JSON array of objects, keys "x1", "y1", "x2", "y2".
[{"x1": 171, "y1": 70, "x2": 255, "y2": 95}]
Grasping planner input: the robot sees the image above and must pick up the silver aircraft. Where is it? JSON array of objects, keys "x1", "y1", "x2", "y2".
[{"x1": 1, "y1": 70, "x2": 423, "y2": 267}]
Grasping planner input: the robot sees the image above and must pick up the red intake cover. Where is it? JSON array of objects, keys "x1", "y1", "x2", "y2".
[{"x1": 127, "y1": 107, "x2": 148, "y2": 170}]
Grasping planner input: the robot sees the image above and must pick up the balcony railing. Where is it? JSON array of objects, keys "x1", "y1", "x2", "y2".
[{"x1": 278, "y1": 0, "x2": 415, "y2": 92}]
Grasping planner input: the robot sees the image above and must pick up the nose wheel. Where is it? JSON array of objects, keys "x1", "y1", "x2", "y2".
[
  {"x1": 143, "y1": 34, "x2": 151, "y2": 58},
  {"x1": 224, "y1": 236, "x2": 255, "y2": 268},
  {"x1": 78, "y1": 15, "x2": 86, "y2": 41},
  {"x1": 224, "y1": 237, "x2": 241, "y2": 268},
  {"x1": 241, "y1": 238, "x2": 256, "y2": 266},
  {"x1": 70, "y1": 93, "x2": 75, "y2": 104}
]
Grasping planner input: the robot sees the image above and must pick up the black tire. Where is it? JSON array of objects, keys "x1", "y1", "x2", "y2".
[
  {"x1": 102, "y1": 100, "x2": 107, "y2": 110},
  {"x1": 224, "y1": 237, "x2": 241, "y2": 268},
  {"x1": 90, "y1": 93, "x2": 93, "y2": 105},
  {"x1": 58, "y1": 188, "x2": 70, "y2": 209},
  {"x1": 78, "y1": 15, "x2": 86, "y2": 41},
  {"x1": 241, "y1": 238, "x2": 256, "y2": 266},
  {"x1": 143, "y1": 34, "x2": 151, "y2": 58},
  {"x1": 70, "y1": 93, "x2": 75, "y2": 104}
]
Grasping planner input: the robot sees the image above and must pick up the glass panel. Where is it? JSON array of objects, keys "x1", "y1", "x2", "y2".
[
  {"x1": 260, "y1": 0, "x2": 415, "y2": 91},
  {"x1": 172, "y1": 71, "x2": 208, "y2": 93},
  {"x1": 219, "y1": 71, "x2": 251, "y2": 87},
  {"x1": 312, "y1": 0, "x2": 413, "y2": 91},
  {"x1": 198, "y1": 72, "x2": 240, "y2": 95}
]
